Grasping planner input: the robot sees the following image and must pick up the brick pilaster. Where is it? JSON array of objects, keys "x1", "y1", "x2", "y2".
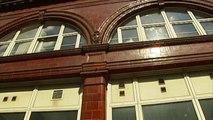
[{"x1": 81, "y1": 76, "x2": 106, "y2": 120}]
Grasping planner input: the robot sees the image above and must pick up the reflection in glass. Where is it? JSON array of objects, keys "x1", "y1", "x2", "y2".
[
  {"x1": 193, "y1": 11, "x2": 212, "y2": 19},
  {"x1": 140, "y1": 10, "x2": 164, "y2": 24},
  {"x1": 112, "y1": 107, "x2": 136, "y2": 120},
  {"x1": 60, "y1": 36, "x2": 77, "y2": 50},
  {"x1": 10, "y1": 42, "x2": 31, "y2": 55},
  {"x1": 110, "y1": 31, "x2": 118, "y2": 44},
  {"x1": 122, "y1": 29, "x2": 139, "y2": 43},
  {"x1": 79, "y1": 36, "x2": 87, "y2": 47},
  {"x1": 145, "y1": 26, "x2": 169, "y2": 40},
  {"x1": 64, "y1": 26, "x2": 76, "y2": 33},
  {"x1": 0, "y1": 112, "x2": 25, "y2": 120},
  {"x1": 166, "y1": 8, "x2": 191, "y2": 21},
  {"x1": 173, "y1": 24, "x2": 198, "y2": 37},
  {"x1": 40, "y1": 22, "x2": 61, "y2": 37},
  {"x1": 30, "y1": 111, "x2": 78, "y2": 120},
  {"x1": 0, "y1": 31, "x2": 16, "y2": 42},
  {"x1": 200, "y1": 99, "x2": 213, "y2": 120},
  {"x1": 201, "y1": 22, "x2": 213, "y2": 34},
  {"x1": 121, "y1": 17, "x2": 137, "y2": 26},
  {"x1": 0, "y1": 44, "x2": 8, "y2": 56},
  {"x1": 142, "y1": 102, "x2": 198, "y2": 120},
  {"x1": 17, "y1": 24, "x2": 39, "y2": 40},
  {"x1": 35, "y1": 38, "x2": 56, "y2": 52}
]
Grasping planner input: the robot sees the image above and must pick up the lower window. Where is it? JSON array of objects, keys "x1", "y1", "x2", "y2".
[
  {"x1": 0, "y1": 112, "x2": 25, "y2": 120},
  {"x1": 142, "y1": 101, "x2": 198, "y2": 120},
  {"x1": 112, "y1": 107, "x2": 136, "y2": 120},
  {"x1": 199, "y1": 99, "x2": 213, "y2": 120},
  {"x1": 30, "y1": 111, "x2": 78, "y2": 120}
]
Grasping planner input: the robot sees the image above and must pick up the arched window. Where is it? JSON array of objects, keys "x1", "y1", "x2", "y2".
[
  {"x1": 0, "y1": 21, "x2": 87, "y2": 56},
  {"x1": 109, "y1": 8, "x2": 213, "y2": 44}
]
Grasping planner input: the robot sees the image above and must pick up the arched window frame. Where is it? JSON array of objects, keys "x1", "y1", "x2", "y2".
[
  {"x1": 0, "y1": 22, "x2": 86, "y2": 57},
  {"x1": 110, "y1": 8, "x2": 213, "y2": 44}
]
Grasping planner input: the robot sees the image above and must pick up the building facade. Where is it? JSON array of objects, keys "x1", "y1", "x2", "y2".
[{"x1": 0, "y1": 0, "x2": 213, "y2": 120}]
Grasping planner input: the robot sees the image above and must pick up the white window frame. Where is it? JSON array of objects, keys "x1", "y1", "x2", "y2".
[
  {"x1": 0, "y1": 22, "x2": 84, "y2": 57},
  {"x1": 110, "y1": 8, "x2": 213, "y2": 44},
  {"x1": 107, "y1": 71, "x2": 213, "y2": 120},
  {"x1": 0, "y1": 84, "x2": 83, "y2": 120}
]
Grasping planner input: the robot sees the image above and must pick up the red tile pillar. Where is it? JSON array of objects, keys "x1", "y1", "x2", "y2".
[
  {"x1": 81, "y1": 75, "x2": 107, "y2": 120},
  {"x1": 80, "y1": 50, "x2": 108, "y2": 120}
]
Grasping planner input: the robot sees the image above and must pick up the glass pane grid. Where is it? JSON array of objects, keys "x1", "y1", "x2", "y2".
[
  {"x1": 30, "y1": 110, "x2": 78, "y2": 120},
  {"x1": 144, "y1": 26, "x2": 169, "y2": 41},
  {"x1": 173, "y1": 23, "x2": 199, "y2": 37},
  {"x1": 17, "y1": 24, "x2": 39, "y2": 40},
  {"x1": 121, "y1": 28, "x2": 139, "y2": 43},
  {"x1": 10, "y1": 42, "x2": 31, "y2": 55},
  {"x1": 142, "y1": 101, "x2": 198, "y2": 120},
  {"x1": 35, "y1": 37, "x2": 57, "y2": 53},
  {"x1": 200, "y1": 21, "x2": 213, "y2": 35},
  {"x1": 165, "y1": 8, "x2": 191, "y2": 22}
]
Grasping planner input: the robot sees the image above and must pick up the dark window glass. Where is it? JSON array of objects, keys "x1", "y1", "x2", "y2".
[
  {"x1": 64, "y1": 27, "x2": 76, "y2": 33},
  {"x1": 40, "y1": 22, "x2": 61, "y2": 37},
  {"x1": 201, "y1": 22, "x2": 213, "y2": 35},
  {"x1": 110, "y1": 32, "x2": 118, "y2": 44},
  {"x1": 35, "y1": 37, "x2": 57, "y2": 52},
  {"x1": 144, "y1": 26, "x2": 169, "y2": 40},
  {"x1": 0, "y1": 112, "x2": 25, "y2": 120},
  {"x1": 60, "y1": 36, "x2": 77, "y2": 50},
  {"x1": 121, "y1": 17, "x2": 137, "y2": 26},
  {"x1": 193, "y1": 11, "x2": 213, "y2": 19},
  {"x1": 10, "y1": 42, "x2": 31, "y2": 55},
  {"x1": 0, "y1": 44, "x2": 8, "y2": 56},
  {"x1": 165, "y1": 8, "x2": 191, "y2": 21},
  {"x1": 121, "y1": 29, "x2": 139, "y2": 43},
  {"x1": 173, "y1": 24, "x2": 199, "y2": 37},
  {"x1": 112, "y1": 107, "x2": 136, "y2": 120},
  {"x1": 17, "y1": 24, "x2": 39, "y2": 40},
  {"x1": 30, "y1": 111, "x2": 78, "y2": 120},
  {"x1": 142, "y1": 101, "x2": 198, "y2": 120},
  {"x1": 140, "y1": 9, "x2": 164, "y2": 24},
  {"x1": 200, "y1": 99, "x2": 213, "y2": 120}
]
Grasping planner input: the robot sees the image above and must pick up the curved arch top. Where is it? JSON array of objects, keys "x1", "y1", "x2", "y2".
[
  {"x1": 0, "y1": 10, "x2": 95, "y2": 45},
  {"x1": 99, "y1": 0, "x2": 213, "y2": 43}
]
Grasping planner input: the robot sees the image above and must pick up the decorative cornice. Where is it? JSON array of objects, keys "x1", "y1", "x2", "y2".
[{"x1": 0, "y1": 0, "x2": 74, "y2": 13}]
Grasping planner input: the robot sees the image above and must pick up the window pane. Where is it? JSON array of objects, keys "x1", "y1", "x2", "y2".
[
  {"x1": 166, "y1": 8, "x2": 191, "y2": 21},
  {"x1": 142, "y1": 102, "x2": 198, "y2": 120},
  {"x1": 140, "y1": 9, "x2": 164, "y2": 24},
  {"x1": 110, "y1": 31, "x2": 118, "y2": 44},
  {"x1": 121, "y1": 29, "x2": 139, "y2": 43},
  {"x1": 60, "y1": 36, "x2": 77, "y2": 50},
  {"x1": 40, "y1": 22, "x2": 61, "y2": 37},
  {"x1": 200, "y1": 99, "x2": 213, "y2": 120},
  {"x1": 121, "y1": 17, "x2": 137, "y2": 26},
  {"x1": 10, "y1": 42, "x2": 31, "y2": 55},
  {"x1": 145, "y1": 26, "x2": 169, "y2": 40},
  {"x1": 201, "y1": 22, "x2": 213, "y2": 35},
  {"x1": 0, "y1": 31, "x2": 16, "y2": 42},
  {"x1": 30, "y1": 111, "x2": 78, "y2": 120},
  {"x1": 64, "y1": 26, "x2": 77, "y2": 33},
  {"x1": 0, "y1": 112, "x2": 25, "y2": 120},
  {"x1": 193, "y1": 11, "x2": 213, "y2": 19},
  {"x1": 35, "y1": 38, "x2": 56, "y2": 52},
  {"x1": 17, "y1": 24, "x2": 39, "y2": 40},
  {"x1": 112, "y1": 107, "x2": 136, "y2": 120},
  {"x1": 79, "y1": 35, "x2": 87, "y2": 47},
  {"x1": 173, "y1": 24, "x2": 199, "y2": 37},
  {"x1": 0, "y1": 44, "x2": 8, "y2": 56}
]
